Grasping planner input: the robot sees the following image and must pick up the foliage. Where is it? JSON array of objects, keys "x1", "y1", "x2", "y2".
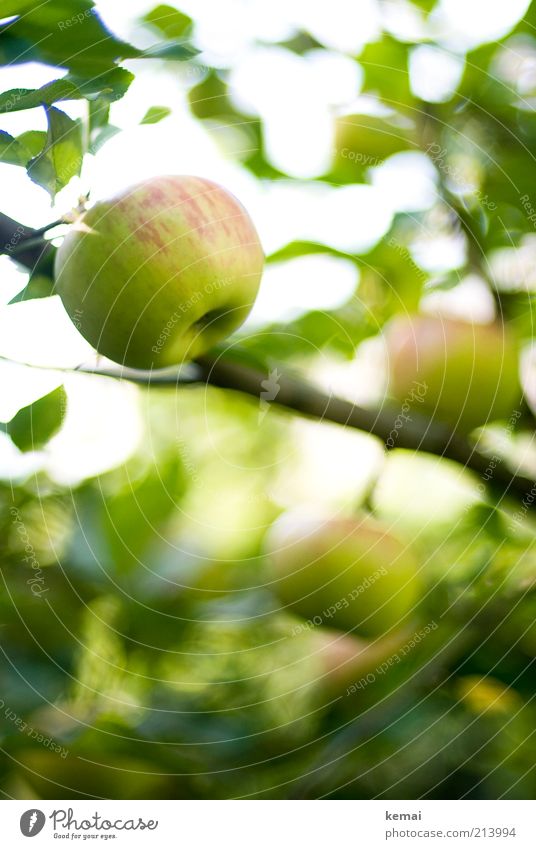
[{"x1": 0, "y1": 0, "x2": 535, "y2": 801}]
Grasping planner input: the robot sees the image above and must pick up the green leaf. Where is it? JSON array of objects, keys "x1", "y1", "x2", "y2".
[
  {"x1": 84, "y1": 69, "x2": 134, "y2": 147},
  {"x1": 140, "y1": 105, "x2": 171, "y2": 124},
  {"x1": 88, "y1": 124, "x2": 120, "y2": 154},
  {"x1": 142, "y1": 39, "x2": 198, "y2": 60},
  {"x1": 359, "y1": 36, "x2": 413, "y2": 109},
  {"x1": 0, "y1": 4, "x2": 197, "y2": 74},
  {"x1": 7, "y1": 386, "x2": 67, "y2": 452},
  {"x1": 0, "y1": 0, "x2": 36, "y2": 14},
  {"x1": 0, "y1": 129, "x2": 46, "y2": 167},
  {"x1": 358, "y1": 230, "x2": 427, "y2": 313},
  {"x1": 17, "y1": 130, "x2": 47, "y2": 157},
  {"x1": 72, "y1": 67, "x2": 134, "y2": 102},
  {"x1": 188, "y1": 71, "x2": 231, "y2": 120},
  {"x1": 0, "y1": 68, "x2": 134, "y2": 115},
  {"x1": 0, "y1": 131, "x2": 27, "y2": 166},
  {"x1": 27, "y1": 105, "x2": 83, "y2": 200},
  {"x1": 9, "y1": 272, "x2": 55, "y2": 304},
  {"x1": 103, "y1": 457, "x2": 186, "y2": 572},
  {"x1": 278, "y1": 30, "x2": 323, "y2": 55},
  {"x1": 267, "y1": 240, "x2": 354, "y2": 263},
  {"x1": 143, "y1": 4, "x2": 193, "y2": 39},
  {"x1": 0, "y1": 2, "x2": 138, "y2": 73},
  {"x1": 0, "y1": 80, "x2": 80, "y2": 114},
  {"x1": 330, "y1": 113, "x2": 414, "y2": 184},
  {"x1": 88, "y1": 97, "x2": 110, "y2": 134},
  {"x1": 408, "y1": 0, "x2": 436, "y2": 11}
]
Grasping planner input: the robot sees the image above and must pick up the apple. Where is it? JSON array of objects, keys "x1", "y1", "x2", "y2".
[
  {"x1": 386, "y1": 315, "x2": 521, "y2": 432},
  {"x1": 265, "y1": 513, "x2": 421, "y2": 638},
  {"x1": 54, "y1": 175, "x2": 264, "y2": 369},
  {"x1": 307, "y1": 624, "x2": 418, "y2": 697}
]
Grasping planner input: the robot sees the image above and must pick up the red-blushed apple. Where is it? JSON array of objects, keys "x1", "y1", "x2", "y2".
[
  {"x1": 54, "y1": 175, "x2": 264, "y2": 369},
  {"x1": 308, "y1": 624, "x2": 417, "y2": 697},
  {"x1": 386, "y1": 315, "x2": 521, "y2": 432},
  {"x1": 265, "y1": 513, "x2": 421, "y2": 638}
]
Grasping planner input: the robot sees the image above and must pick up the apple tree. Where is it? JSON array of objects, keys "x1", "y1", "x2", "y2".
[{"x1": 0, "y1": 0, "x2": 535, "y2": 800}]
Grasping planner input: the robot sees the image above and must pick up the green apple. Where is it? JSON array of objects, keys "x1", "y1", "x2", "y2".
[
  {"x1": 265, "y1": 513, "x2": 421, "y2": 637},
  {"x1": 386, "y1": 315, "x2": 521, "y2": 432},
  {"x1": 54, "y1": 175, "x2": 264, "y2": 369}
]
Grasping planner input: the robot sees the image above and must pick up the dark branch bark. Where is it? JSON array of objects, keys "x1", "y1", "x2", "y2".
[{"x1": 0, "y1": 211, "x2": 54, "y2": 272}]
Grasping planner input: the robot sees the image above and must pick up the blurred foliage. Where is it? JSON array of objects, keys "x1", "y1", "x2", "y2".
[{"x1": 0, "y1": 0, "x2": 536, "y2": 802}]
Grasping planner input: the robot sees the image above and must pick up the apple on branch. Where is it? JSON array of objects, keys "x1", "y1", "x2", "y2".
[{"x1": 55, "y1": 175, "x2": 265, "y2": 369}]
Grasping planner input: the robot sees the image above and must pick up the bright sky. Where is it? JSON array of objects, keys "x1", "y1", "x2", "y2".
[{"x1": 0, "y1": 0, "x2": 530, "y2": 488}]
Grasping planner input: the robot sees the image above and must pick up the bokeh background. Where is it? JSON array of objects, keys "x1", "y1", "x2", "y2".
[{"x1": 1, "y1": 0, "x2": 536, "y2": 799}]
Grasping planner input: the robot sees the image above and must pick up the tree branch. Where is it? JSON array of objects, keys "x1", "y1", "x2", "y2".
[
  {"x1": 0, "y1": 211, "x2": 54, "y2": 271},
  {"x1": 36, "y1": 352, "x2": 534, "y2": 505},
  {"x1": 192, "y1": 355, "x2": 535, "y2": 503},
  {"x1": 1, "y1": 210, "x2": 534, "y2": 506}
]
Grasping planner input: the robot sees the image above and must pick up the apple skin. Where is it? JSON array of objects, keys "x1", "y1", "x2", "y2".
[
  {"x1": 266, "y1": 513, "x2": 421, "y2": 638},
  {"x1": 309, "y1": 624, "x2": 417, "y2": 697},
  {"x1": 386, "y1": 315, "x2": 521, "y2": 432},
  {"x1": 54, "y1": 175, "x2": 264, "y2": 369}
]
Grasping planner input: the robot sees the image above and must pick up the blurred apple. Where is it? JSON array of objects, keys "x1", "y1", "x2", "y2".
[
  {"x1": 386, "y1": 315, "x2": 521, "y2": 431},
  {"x1": 265, "y1": 513, "x2": 421, "y2": 637}
]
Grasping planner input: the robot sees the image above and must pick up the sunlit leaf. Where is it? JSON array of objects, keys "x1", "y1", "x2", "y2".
[
  {"x1": 140, "y1": 105, "x2": 171, "y2": 124},
  {"x1": 27, "y1": 105, "x2": 83, "y2": 199},
  {"x1": 103, "y1": 457, "x2": 187, "y2": 572},
  {"x1": 9, "y1": 272, "x2": 55, "y2": 303},
  {"x1": 0, "y1": 3, "x2": 196, "y2": 73},
  {"x1": 6, "y1": 386, "x2": 66, "y2": 452},
  {"x1": 143, "y1": 4, "x2": 193, "y2": 39}
]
